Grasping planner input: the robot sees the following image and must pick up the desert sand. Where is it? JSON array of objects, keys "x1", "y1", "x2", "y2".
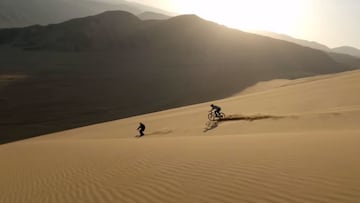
[{"x1": 1, "y1": 70, "x2": 360, "y2": 203}]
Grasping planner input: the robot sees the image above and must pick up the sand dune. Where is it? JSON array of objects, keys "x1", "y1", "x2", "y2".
[{"x1": 1, "y1": 70, "x2": 360, "y2": 203}]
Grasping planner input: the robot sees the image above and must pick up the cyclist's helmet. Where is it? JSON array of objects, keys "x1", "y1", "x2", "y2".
[{"x1": 210, "y1": 104, "x2": 214, "y2": 107}]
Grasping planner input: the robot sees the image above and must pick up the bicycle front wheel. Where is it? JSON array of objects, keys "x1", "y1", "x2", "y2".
[{"x1": 208, "y1": 113, "x2": 216, "y2": 121}]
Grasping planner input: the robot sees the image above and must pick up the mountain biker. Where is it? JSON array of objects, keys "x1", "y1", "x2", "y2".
[{"x1": 210, "y1": 104, "x2": 222, "y2": 118}]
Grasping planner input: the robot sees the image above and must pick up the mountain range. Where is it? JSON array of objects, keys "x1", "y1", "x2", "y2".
[
  {"x1": 332, "y1": 46, "x2": 360, "y2": 58},
  {"x1": 0, "y1": 11, "x2": 358, "y2": 143},
  {"x1": 138, "y1": 11, "x2": 171, "y2": 20},
  {"x1": 0, "y1": 0, "x2": 173, "y2": 28},
  {"x1": 255, "y1": 31, "x2": 360, "y2": 58}
]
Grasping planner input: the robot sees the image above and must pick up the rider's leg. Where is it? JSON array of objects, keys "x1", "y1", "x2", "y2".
[{"x1": 215, "y1": 110, "x2": 220, "y2": 117}]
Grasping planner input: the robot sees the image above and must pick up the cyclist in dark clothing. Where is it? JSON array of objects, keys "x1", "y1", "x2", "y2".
[
  {"x1": 137, "y1": 122, "x2": 146, "y2": 137},
  {"x1": 210, "y1": 104, "x2": 222, "y2": 118}
]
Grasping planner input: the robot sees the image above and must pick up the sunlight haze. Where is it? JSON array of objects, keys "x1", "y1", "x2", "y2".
[
  {"x1": 174, "y1": 0, "x2": 308, "y2": 35},
  {"x1": 129, "y1": 0, "x2": 360, "y2": 49}
]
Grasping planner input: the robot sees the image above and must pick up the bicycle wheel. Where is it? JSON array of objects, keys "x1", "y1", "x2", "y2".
[
  {"x1": 220, "y1": 112, "x2": 226, "y2": 119},
  {"x1": 208, "y1": 112, "x2": 216, "y2": 121}
]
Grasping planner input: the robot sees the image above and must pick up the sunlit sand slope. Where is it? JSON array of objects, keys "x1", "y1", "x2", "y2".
[{"x1": 1, "y1": 70, "x2": 360, "y2": 203}]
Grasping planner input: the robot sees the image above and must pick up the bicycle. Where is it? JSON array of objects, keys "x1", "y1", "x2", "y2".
[{"x1": 208, "y1": 111, "x2": 226, "y2": 121}]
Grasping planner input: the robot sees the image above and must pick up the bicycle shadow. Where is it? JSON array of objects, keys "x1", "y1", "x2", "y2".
[
  {"x1": 203, "y1": 114, "x2": 295, "y2": 132},
  {"x1": 203, "y1": 121, "x2": 219, "y2": 132}
]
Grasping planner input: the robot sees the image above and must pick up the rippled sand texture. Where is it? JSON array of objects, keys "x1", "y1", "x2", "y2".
[{"x1": 1, "y1": 70, "x2": 360, "y2": 203}]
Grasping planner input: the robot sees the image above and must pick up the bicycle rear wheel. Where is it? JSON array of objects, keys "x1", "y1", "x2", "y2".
[{"x1": 220, "y1": 112, "x2": 226, "y2": 119}]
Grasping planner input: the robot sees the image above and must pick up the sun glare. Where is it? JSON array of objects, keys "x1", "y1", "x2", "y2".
[{"x1": 173, "y1": 0, "x2": 310, "y2": 34}]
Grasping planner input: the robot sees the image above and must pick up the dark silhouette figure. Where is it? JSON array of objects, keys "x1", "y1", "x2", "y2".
[
  {"x1": 137, "y1": 122, "x2": 146, "y2": 137},
  {"x1": 210, "y1": 104, "x2": 222, "y2": 118}
]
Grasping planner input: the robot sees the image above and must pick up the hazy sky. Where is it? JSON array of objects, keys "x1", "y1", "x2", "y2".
[{"x1": 128, "y1": 0, "x2": 360, "y2": 49}]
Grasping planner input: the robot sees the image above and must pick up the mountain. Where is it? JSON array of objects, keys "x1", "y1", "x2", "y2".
[
  {"x1": 138, "y1": 11, "x2": 171, "y2": 20},
  {"x1": 332, "y1": 46, "x2": 360, "y2": 58},
  {"x1": 326, "y1": 52, "x2": 360, "y2": 69},
  {"x1": 254, "y1": 31, "x2": 331, "y2": 51},
  {"x1": 254, "y1": 31, "x2": 360, "y2": 68},
  {"x1": 0, "y1": 11, "x2": 356, "y2": 144},
  {"x1": 0, "y1": 0, "x2": 172, "y2": 28}
]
